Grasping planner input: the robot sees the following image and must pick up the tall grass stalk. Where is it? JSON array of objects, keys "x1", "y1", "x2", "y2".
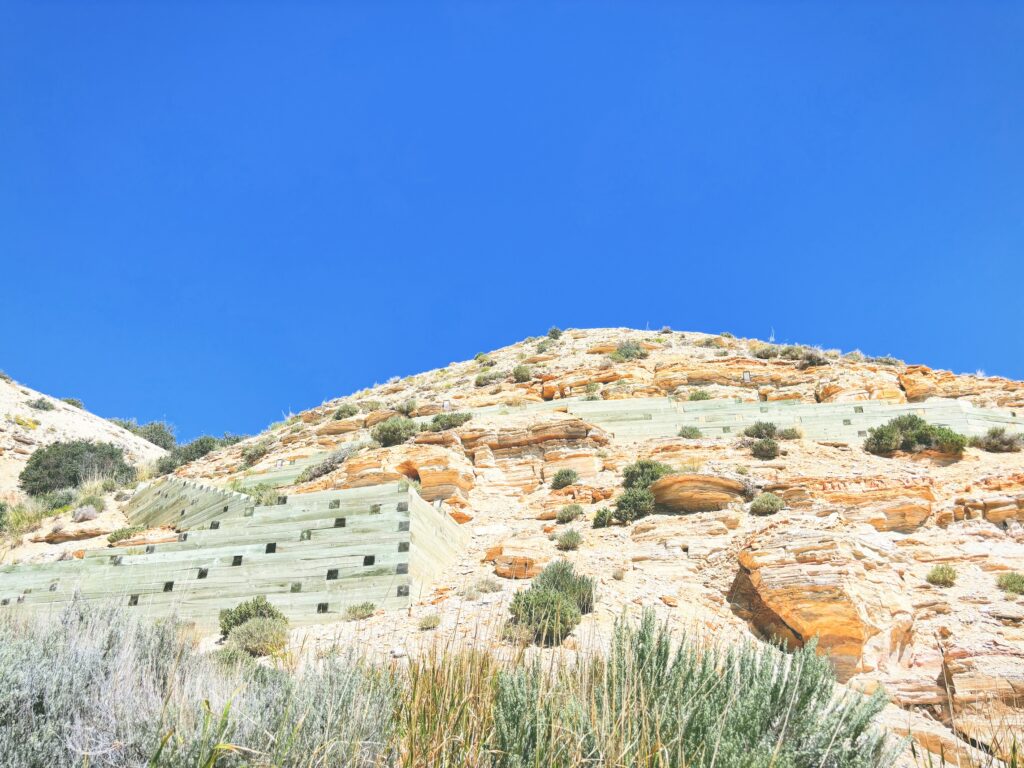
[{"x1": 0, "y1": 600, "x2": 909, "y2": 768}]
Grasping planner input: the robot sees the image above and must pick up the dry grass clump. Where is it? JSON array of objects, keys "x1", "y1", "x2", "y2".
[
  {"x1": 556, "y1": 504, "x2": 583, "y2": 523},
  {"x1": 971, "y1": 427, "x2": 1023, "y2": 453},
  {"x1": 344, "y1": 601, "x2": 376, "y2": 621},
  {"x1": 926, "y1": 564, "x2": 957, "y2": 587},
  {"x1": 417, "y1": 613, "x2": 441, "y2": 631},
  {"x1": 371, "y1": 416, "x2": 418, "y2": 447},
  {"x1": 998, "y1": 572, "x2": 1024, "y2": 595},
  {"x1": 240, "y1": 439, "x2": 272, "y2": 468},
  {"x1": 555, "y1": 529, "x2": 582, "y2": 551},
  {"x1": 226, "y1": 616, "x2": 289, "y2": 657},
  {"x1": 1, "y1": 480, "x2": 119, "y2": 541},
  {"x1": 107, "y1": 525, "x2": 145, "y2": 544}
]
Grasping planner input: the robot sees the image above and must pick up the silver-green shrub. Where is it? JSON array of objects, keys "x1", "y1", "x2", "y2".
[{"x1": 0, "y1": 600, "x2": 394, "y2": 768}]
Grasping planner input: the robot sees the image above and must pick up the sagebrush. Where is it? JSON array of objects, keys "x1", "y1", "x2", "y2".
[{"x1": 0, "y1": 600, "x2": 902, "y2": 768}]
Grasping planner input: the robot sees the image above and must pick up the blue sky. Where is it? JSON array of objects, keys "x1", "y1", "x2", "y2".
[{"x1": 2, "y1": 2, "x2": 1022, "y2": 441}]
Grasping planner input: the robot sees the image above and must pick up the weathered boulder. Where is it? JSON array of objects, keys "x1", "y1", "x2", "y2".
[
  {"x1": 365, "y1": 409, "x2": 400, "y2": 427},
  {"x1": 539, "y1": 365, "x2": 649, "y2": 400},
  {"x1": 814, "y1": 370, "x2": 905, "y2": 404},
  {"x1": 71, "y1": 505, "x2": 98, "y2": 523},
  {"x1": 876, "y1": 704, "x2": 995, "y2": 767},
  {"x1": 843, "y1": 499, "x2": 932, "y2": 532},
  {"x1": 767, "y1": 477, "x2": 936, "y2": 531},
  {"x1": 483, "y1": 539, "x2": 549, "y2": 579},
  {"x1": 392, "y1": 448, "x2": 475, "y2": 501},
  {"x1": 549, "y1": 484, "x2": 614, "y2": 505},
  {"x1": 952, "y1": 494, "x2": 1024, "y2": 527},
  {"x1": 650, "y1": 474, "x2": 746, "y2": 512}
]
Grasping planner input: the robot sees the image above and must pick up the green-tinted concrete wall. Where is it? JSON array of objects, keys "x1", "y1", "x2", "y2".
[
  {"x1": 564, "y1": 396, "x2": 1024, "y2": 442},
  {"x1": 0, "y1": 478, "x2": 468, "y2": 631}
]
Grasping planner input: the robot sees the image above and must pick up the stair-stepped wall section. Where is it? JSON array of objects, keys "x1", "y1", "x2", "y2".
[
  {"x1": 405, "y1": 395, "x2": 1023, "y2": 443},
  {"x1": 128, "y1": 478, "x2": 256, "y2": 529},
  {"x1": 565, "y1": 397, "x2": 1024, "y2": 442},
  {"x1": 0, "y1": 478, "x2": 468, "y2": 631},
  {"x1": 408, "y1": 489, "x2": 468, "y2": 592}
]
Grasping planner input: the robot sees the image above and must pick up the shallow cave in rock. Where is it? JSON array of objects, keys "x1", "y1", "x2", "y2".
[
  {"x1": 393, "y1": 460, "x2": 421, "y2": 484},
  {"x1": 727, "y1": 566, "x2": 805, "y2": 652}
]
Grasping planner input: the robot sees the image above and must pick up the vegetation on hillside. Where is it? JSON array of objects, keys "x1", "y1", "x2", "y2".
[
  {"x1": 750, "y1": 438, "x2": 780, "y2": 460},
  {"x1": 294, "y1": 443, "x2": 367, "y2": 484},
  {"x1": 506, "y1": 561, "x2": 593, "y2": 645},
  {"x1": 18, "y1": 440, "x2": 135, "y2": 496},
  {"x1": 240, "y1": 439, "x2": 271, "y2": 468},
  {"x1": 864, "y1": 415, "x2": 967, "y2": 457},
  {"x1": 219, "y1": 595, "x2": 286, "y2": 639},
  {"x1": 971, "y1": 426, "x2": 1023, "y2": 453},
  {"x1": 332, "y1": 403, "x2": 359, "y2": 420},
  {"x1": 155, "y1": 433, "x2": 244, "y2": 476},
  {"x1": 109, "y1": 418, "x2": 177, "y2": 450},
  {"x1": 426, "y1": 412, "x2": 472, "y2": 431},
  {"x1": 613, "y1": 459, "x2": 673, "y2": 524},
  {"x1": 926, "y1": 565, "x2": 957, "y2": 587},
  {"x1": 0, "y1": 600, "x2": 901, "y2": 768},
  {"x1": 549, "y1": 468, "x2": 579, "y2": 489},
  {"x1": 1, "y1": 479, "x2": 118, "y2": 539},
  {"x1": 749, "y1": 492, "x2": 784, "y2": 516},
  {"x1": 609, "y1": 339, "x2": 648, "y2": 362},
  {"x1": 371, "y1": 416, "x2": 418, "y2": 447}
]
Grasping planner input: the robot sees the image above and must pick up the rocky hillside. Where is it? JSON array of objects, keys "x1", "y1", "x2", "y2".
[
  {"x1": 159, "y1": 327, "x2": 1024, "y2": 761},
  {"x1": 0, "y1": 374, "x2": 166, "y2": 500},
  {"x1": 22, "y1": 328, "x2": 1024, "y2": 762}
]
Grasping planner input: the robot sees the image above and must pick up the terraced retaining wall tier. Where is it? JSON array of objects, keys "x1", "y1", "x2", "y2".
[{"x1": 0, "y1": 478, "x2": 468, "y2": 631}]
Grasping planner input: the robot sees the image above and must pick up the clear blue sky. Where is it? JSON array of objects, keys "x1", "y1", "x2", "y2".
[{"x1": 2, "y1": 3, "x2": 1022, "y2": 441}]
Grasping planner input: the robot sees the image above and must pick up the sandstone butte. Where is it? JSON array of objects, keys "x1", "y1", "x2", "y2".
[{"x1": 3, "y1": 327, "x2": 1024, "y2": 764}]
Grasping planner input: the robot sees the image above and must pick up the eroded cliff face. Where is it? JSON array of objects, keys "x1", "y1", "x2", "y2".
[{"x1": 155, "y1": 328, "x2": 1024, "y2": 761}]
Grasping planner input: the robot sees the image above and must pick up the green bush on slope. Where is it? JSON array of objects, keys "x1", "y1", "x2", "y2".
[
  {"x1": 19, "y1": 441, "x2": 135, "y2": 496},
  {"x1": 864, "y1": 415, "x2": 966, "y2": 456},
  {"x1": 155, "y1": 433, "x2": 244, "y2": 476},
  {"x1": 371, "y1": 416, "x2": 418, "y2": 447},
  {"x1": 219, "y1": 595, "x2": 287, "y2": 639},
  {"x1": 110, "y1": 418, "x2": 177, "y2": 450}
]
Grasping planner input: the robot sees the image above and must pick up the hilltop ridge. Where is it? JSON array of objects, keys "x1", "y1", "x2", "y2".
[{"x1": 0, "y1": 373, "x2": 166, "y2": 500}]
